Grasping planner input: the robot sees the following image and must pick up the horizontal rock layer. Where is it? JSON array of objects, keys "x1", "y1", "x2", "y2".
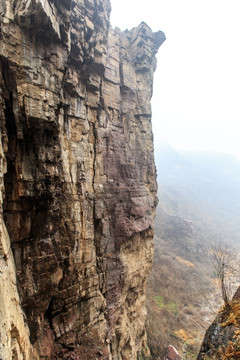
[{"x1": 0, "y1": 1, "x2": 165, "y2": 359}]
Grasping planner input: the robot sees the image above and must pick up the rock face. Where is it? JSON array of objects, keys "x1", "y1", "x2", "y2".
[
  {"x1": 0, "y1": 1, "x2": 165, "y2": 359},
  {"x1": 197, "y1": 298, "x2": 240, "y2": 360}
]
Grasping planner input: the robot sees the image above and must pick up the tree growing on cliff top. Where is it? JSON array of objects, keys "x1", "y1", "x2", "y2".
[{"x1": 210, "y1": 243, "x2": 240, "y2": 307}]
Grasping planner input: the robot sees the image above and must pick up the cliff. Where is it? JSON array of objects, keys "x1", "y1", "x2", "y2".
[{"x1": 0, "y1": 1, "x2": 165, "y2": 359}]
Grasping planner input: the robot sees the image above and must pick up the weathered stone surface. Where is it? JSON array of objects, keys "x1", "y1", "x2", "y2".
[
  {"x1": 197, "y1": 300, "x2": 240, "y2": 360},
  {"x1": 0, "y1": 1, "x2": 165, "y2": 359},
  {"x1": 166, "y1": 345, "x2": 180, "y2": 360}
]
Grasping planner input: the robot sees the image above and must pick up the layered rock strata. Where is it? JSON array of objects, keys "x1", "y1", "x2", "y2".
[{"x1": 0, "y1": 1, "x2": 165, "y2": 359}]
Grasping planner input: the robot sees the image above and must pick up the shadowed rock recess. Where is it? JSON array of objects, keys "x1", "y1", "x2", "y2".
[{"x1": 0, "y1": 1, "x2": 165, "y2": 359}]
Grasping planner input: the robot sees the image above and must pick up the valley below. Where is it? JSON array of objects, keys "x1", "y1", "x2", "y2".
[{"x1": 146, "y1": 143, "x2": 240, "y2": 359}]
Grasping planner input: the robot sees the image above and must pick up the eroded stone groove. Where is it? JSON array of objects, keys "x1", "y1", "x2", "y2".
[{"x1": 0, "y1": 1, "x2": 165, "y2": 359}]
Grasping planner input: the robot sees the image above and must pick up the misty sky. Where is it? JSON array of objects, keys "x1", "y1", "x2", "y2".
[{"x1": 110, "y1": 0, "x2": 240, "y2": 160}]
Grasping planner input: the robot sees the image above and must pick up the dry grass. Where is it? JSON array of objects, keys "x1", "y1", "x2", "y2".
[
  {"x1": 175, "y1": 256, "x2": 195, "y2": 267},
  {"x1": 221, "y1": 302, "x2": 240, "y2": 328},
  {"x1": 174, "y1": 329, "x2": 196, "y2": 347}
]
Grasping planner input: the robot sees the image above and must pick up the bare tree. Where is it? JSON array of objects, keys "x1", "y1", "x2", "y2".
[{"x1": 210, "y1": 243, "x2": 240, "y2": 307}]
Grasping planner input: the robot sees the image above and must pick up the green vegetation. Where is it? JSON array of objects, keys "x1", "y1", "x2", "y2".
[
  {"x1": 154, "y1": 295, "x2": 178, "y2": 315},
  {"x1": 154, "y1": 295, "x2": 164, "y2": 308}
]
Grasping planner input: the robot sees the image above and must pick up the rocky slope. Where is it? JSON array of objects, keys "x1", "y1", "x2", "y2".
[{"x1": 0, "y1": 1, "x2": 165, "y2": 359}]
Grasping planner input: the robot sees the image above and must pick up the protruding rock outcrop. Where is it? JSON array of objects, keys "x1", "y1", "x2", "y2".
[
  {"x1": 0, "y1": 1, "x2": 165, "y2": 359},
  {"x1": 197, "y1": 294, "x2": 240, "y2": 360}
]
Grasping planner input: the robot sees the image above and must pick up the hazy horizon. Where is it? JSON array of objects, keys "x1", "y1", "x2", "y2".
[
  {"x1": 110, "y1": 0, "x2": 240, "y2": 160},
  {"x1": 154, "y1": 139, "x2": 240, "y2": 163}
]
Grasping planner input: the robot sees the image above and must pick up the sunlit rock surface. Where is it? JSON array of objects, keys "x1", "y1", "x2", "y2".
[{"x1": 0, "y1": 0, "x2": 165, "y2": 359}]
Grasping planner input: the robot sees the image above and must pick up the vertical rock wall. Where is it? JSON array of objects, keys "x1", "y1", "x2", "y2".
[{"x1": 0, "y1": 1, "x2": 165, "y2": 359}]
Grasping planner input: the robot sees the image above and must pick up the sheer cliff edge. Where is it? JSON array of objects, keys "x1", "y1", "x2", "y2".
[{"x1": 0, "y1": 1, "x2": 165, "y2": 359}]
